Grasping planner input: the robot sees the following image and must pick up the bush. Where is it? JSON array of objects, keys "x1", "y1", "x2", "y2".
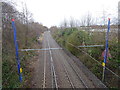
[
  {"x1": 66, "y1": 30, "x2": 89, "y2": 55},
  {"x1": 53, "y1": 27, "x2": 119, "y2": 88}
]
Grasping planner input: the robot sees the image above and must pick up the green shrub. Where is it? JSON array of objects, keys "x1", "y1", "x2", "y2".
[
  {"x1": 66, "y1": 30, "x2": 89, "y2": 55},
  {"x1": 53, "y1": 27, "x2": 119, "y2": 88}
]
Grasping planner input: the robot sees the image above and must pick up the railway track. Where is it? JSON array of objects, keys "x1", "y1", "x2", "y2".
[
  {"x1": 49, "y1": 31, "x2": 88, "y2": 88},
  {"x1": 43, "y1": 36, "x2": 46, "y2": 89},
  {"x1": 47, "y1": 36, "x2": 58, "y2": 89},
  {"x1": 48, "y1": 31, "x2": 89, "y2": 88},
  {"x1": 42, "y1": 34, "x2": 58, "y2": 89},
  {"x1": 58, "y1": 47, "x2": 89, "y2": 88},
  {"x1": 62, "y1": 62, "x2": 75, "y2": 89},
  {"x1": 43, "y1": 33, "x2": 76, "y2": 89},
  {"x1": 42, "y1": 31, "x2": 100, "y2": 88},
  {"x1": 66, "y1": 59, "x2": 89, "y2": 88}
]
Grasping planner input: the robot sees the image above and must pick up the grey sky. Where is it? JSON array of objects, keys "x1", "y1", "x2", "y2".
[{"x1": 12, "y1": 0, "x2": 119, "y2": 27}]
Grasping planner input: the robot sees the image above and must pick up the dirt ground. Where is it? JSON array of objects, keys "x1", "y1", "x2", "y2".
[{"x1": 23, "y1": 34, "x2": 43, "y2": 88}]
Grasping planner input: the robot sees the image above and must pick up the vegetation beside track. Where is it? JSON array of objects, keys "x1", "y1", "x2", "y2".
[
  {"x1": 51, "y1": 27, "x2": 119, "y2": 88},
  {"x1": 2, "y1": 2, "x2": 47, "y2": 88}
]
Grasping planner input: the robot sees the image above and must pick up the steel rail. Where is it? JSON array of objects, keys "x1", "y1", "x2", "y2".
[{"x1": 47, "y1": 34, "x2": 58, "y2": 89}]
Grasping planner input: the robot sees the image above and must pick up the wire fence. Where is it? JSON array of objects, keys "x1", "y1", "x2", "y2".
[
  {"x1": 53, "y1": 28, "x2": 119, "y2": 88},
  {"x1": 67, "y1": 42, "x2": 120, "y2": 79},
  {"x1": 64, "y1": 41, "x2": 120, "y2": 88}
]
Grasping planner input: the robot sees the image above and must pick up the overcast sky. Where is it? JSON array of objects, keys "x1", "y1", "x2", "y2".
[{"x1": 13, "y1": 0, "x2": 119, "y2": 27}]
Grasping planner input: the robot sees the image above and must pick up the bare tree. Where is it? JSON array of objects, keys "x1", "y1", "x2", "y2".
[
  {"x1": 102, "y1": 8, "x2": 107, "y2": 26},
  {"x1": 74, "y1": 19, "x2": 80, "y2": 27},
  {"x1": 100, "y1": 7, "x2": 111, "y2": 32},
  {"x1": 59, "y1": 18, "x2": 68, "y2": 29},
  {"x1": 63, "y1": 18, "x2": 68, "y2": 28},
  {"x1": 80, "y1": 12, "x2": 94, "y2": 30},
  {"x1": 25, "y1": 2, "x2": 28, "y2": 47},
  {"x1": 80, "y1": 16, "x2": 86, "y2": 27},
  {"x1": 69, "y1": 17, "x2": 75, "y2": 28},
  {"x1": 86, "y1": 12, "x2": 93, "y2": 28}
]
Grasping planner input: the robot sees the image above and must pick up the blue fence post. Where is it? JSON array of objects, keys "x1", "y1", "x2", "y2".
[
  {"x1": 102, "y1": 18, "x2": 110, "y2": 82},
  {"x1": 11, "y1": 19, "x2": 22, "y2": 82}
]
